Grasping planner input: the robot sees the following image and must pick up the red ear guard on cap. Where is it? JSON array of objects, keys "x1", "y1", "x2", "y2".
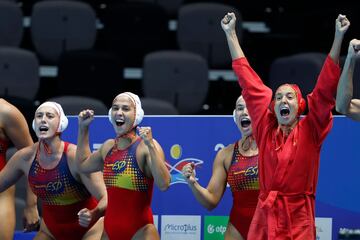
[
  {"x1": 269, "y1": 84, "x2": 306, "y2": 115},
  {"x1": 290, "y1": 84, "x2": 306, "y2": 115},
  {"x1": 298, "y1": 99, "x2": 306, "y2": 114}
]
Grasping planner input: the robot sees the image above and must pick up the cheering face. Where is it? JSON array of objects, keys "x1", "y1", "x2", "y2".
[
  {"x1": 234, "y1": 96, "x2": 253, "y2": 137},
  {"x1": 274, "y1": 85, "x2": 299, "y2": 126},
  {"x1": 110, "y1": 95, "x2": 136, "y2": 135},
  {"x1": 34, "y1": 106, "x2": 60, "y2": 140}
]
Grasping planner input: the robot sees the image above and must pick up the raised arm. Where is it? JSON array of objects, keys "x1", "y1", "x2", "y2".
[
  {"x1": 329, "y1": 14, "x2": 350, "y2": 63},
  {"x1": 307, "y1": 14, "x2": 349, "y2": 143},
  {"x1": 76, "y1": 110, "x2": 106, "y2": 173},
  {"x1": 222, "y1": 13, "x2": 273, "y2": 138},
  {"x1": 221, "y1": 12, "x2": 244, "y2": 60},
  {"x1": 336, "y1": 39, "x2": 360, "y2": 121},
  {"x1": 138, "y1": 127, "x2": 170, "y2": 191},
  {"x1": 182, "y1": 147, "x2": 230, "y2": 210}
]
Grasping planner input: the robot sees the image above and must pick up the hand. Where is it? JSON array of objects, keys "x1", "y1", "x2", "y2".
[
  {"x1": 221, "y1": 12, "x2": 236, "y2": 33},
  {"x1": 137, "y1": 126, "x2": 153, "y2": 146},
  {"x1": 78, "y1": 109, "x2": 94, "y2": 128},
  {"x1": 348, "y1": 39, "x2": 360, "y2": 58},
  {"x1": 182, "y1": 162, "x2": 196, "y2": 184},
  {"x1": 23, "y1": 205, "x2": 40, "y2": 232},
  {"x1": 335, "y1": 14, "x2": 350, "y2": 36},
  {"x1": 78, "y1": 208, "x2": 94, "y2": 228}
]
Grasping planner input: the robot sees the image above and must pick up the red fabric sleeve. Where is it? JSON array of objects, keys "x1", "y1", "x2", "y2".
[
  {"x1": 306, "y1": 55, "x2": 341, "y2": 144},
  {"x1": 232, "y1": 57, "x2": 273, "y2": 141}
]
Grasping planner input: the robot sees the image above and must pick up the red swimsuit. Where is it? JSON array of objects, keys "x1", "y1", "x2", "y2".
[
  {"x1": 103, "y1": 138, "x2": 154, "y2": 240},
  {"x1": 0, "y1": 139, "x2": 9, "y2": 170},
  {"x1": 227, "y1": 141, "x2": 259, "y2": 239},
  {"x1": 28, "y1": 142, "x2": 97, "y2": 240}
]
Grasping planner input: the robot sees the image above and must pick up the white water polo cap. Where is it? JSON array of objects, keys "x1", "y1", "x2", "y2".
[
  {"x1": 32, "y1": 101, "x2": 68, "y2": 133},
  {"x1": 108, "y1": 92, "x2": 144, "y2": 127}
]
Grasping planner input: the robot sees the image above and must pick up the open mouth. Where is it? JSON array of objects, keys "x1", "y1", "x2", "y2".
[
  {"x1": 39, "y1": 126, "x2": 49, "y2": 132},
  {"x1": 240, "y1": 118, "x2": 251, "y2": 128},
  {"x1": 115, "y1": 119, "x2": 125, "y2": 127},
  {"x1": 280, "y1": 107, "x2": 290, "y2": 117}
]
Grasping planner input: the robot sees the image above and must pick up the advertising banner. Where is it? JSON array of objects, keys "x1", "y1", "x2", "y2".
[{"x1": 62, "y1": 116, "x2": 360, "y2": 239}]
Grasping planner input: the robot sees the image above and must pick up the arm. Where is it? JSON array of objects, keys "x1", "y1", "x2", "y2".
[
  {"x1": 67, "y1": 145, "x2": 107, "y2": 228},
  {"x1": 138, "y1": 127, "x2": 170, "y2": 191},
  {"x1": 329, "y1": 15, "x2": 350, "y2": 63},
  {"x1": 78, "y1": 171, "x2": 107, "y2": 227},
  {"x1": 23, "y1": 182, "x2": 40, "y2": 232},
  {"x1": 182, "y1": 147, "x2": 229, "y2": 210},
  {"x1": 0, "y1": 149, "x2": 27, "y2": 193},
  {"x1": 1, "y1": 102, "x2": 39, "y2": 231},
  {"x1": 336, "y1": 39, "x2": 360, "y2": 121},
  {"x1": 76, "y1": 110, "x2": 106, "y2": 173},
  {"x1": 221, "y1": 13, "x2": 273, "y2": 137},
  {"x1": 221, "y1": 13, "x2": 244, "y2": 60},
  {"x1": 307, "y1": 14, "x2": 350, "y2": 142},
  {"x1": 2, "y1": 102, "x2": 33, "y2": 149}
]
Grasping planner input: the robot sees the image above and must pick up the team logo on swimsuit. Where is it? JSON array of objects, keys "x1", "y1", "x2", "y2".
[
  {"x1": 112, "y1": 160, "x2": 127, "y2": 173},
  {"x1": 166, "y1": 144, "x2": 203, "y2": 185},
  {"x1": 233, "y1": 165, "x2": 258, "y2": 176},
  {"x1": 46, "y1": 180, "x2": 64, "y2": 193}
]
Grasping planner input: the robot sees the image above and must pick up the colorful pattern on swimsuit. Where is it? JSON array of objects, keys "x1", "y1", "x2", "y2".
[
  {"x1": 103, "y1": 137, "x2": 154, "y2": 240},
  {"x1": 227, "y1": 141, "x2": 259, "y2": 191},
  {"x1": 103, "y1": 138, "x2": 151, "y2": 191},
  {"x1": 28, "y1": 142, "x2": 92, "y2": 205},
  {"x1": 227, "y1": 141, "x2": 259, "y2": 239}
]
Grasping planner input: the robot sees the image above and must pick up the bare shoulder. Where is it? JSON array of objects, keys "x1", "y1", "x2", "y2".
[
  {"x1": 0, "y1": 99, "x2": 26, "y2": 126},
  {"x1": 65, "y1": 142, "x2": 77, "y2": 158},
  {"x1": 67, "y1": 142, "x2": 77, "y2": 150},
  {"x1": 100, "y1": 139, "x2": 115, "y2": 155},
  {"x1": 102, "y1": 139, "x2": 115, "y2": 149},
  {"x1": 0, "y1": 99, "x2": 21, "y2": 117},
  {"x1": 218, "y1": 143, "x2": 235, "y2": 158},
  {"x1": 214, "y1": 143, "x2": 235, "y2": 168}
]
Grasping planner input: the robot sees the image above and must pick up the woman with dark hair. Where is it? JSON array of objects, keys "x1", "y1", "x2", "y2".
[
  {"x1": 222, "y1": 12, "x2": 350, "y2": 239},
  {"x1": 182, "y1": 95, "x2": 259, "y2": 240},
  {"x1": 0, "y1": 101, "x2": 107, "y2": 240},
  {"x1": 76, "y1": 92, "x2": 171, "y2": 240}
]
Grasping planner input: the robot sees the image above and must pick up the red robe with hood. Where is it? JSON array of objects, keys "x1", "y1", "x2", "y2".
[{"x1": 232, "y1": 55, "x2": 340, "y2": 239}]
